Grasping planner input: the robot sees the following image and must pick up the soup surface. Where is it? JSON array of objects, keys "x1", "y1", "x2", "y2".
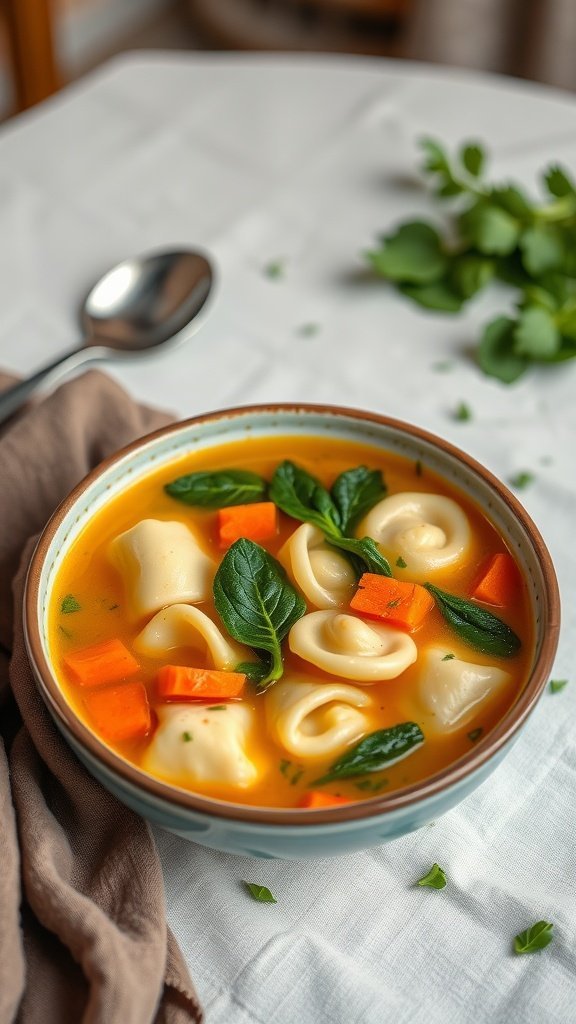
[{"x1": 49, "y1": 435, "x2": 533, "y2": 808}]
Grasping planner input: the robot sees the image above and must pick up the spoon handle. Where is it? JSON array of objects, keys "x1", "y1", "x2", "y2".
[{"x1": 0, "y1": 345, "x2": 108, "y2": 426}]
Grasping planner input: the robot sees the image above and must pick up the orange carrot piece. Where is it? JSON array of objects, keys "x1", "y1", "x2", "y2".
[
  {"x1": 64, "y1": 638, "x2": 139, "y2": 688},
  {"x1": 83, "y1": 681, "x2": 151, "y2": 742},
  {"x1": 217, "y1": 501, "x2": 278, "y2": 549},
  {"x1": 298, "y1": 791, "x2": 352, "y2": 809},
  {"x1": 350, "y1": 573, "x2": 434, "y2": 632},
  {"x1": 157, "y1": 665, "x2": 246, "y2": 701},
  {"x1": 471, "y1": 552, "x2": 521, "y2": 607}
]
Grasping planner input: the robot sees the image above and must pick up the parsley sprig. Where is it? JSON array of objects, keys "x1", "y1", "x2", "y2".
[{"x1": 367, "y1": 139, "x2": 576, "y2": 383}]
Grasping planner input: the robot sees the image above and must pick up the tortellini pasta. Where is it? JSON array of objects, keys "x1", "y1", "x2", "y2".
[
  {"x1": 266, "y1": 678, "x2": 371, "y2": 759},
  {"x1": 419, "y1": 647, "x2": 511, "y2": 729},
  {"x1": 109, "y1": 519, "x2": 214, "y2": 620},
  {"x1": 143, "y1": 703, "x2": 259, "y2": 788},
  {"x1": 358, "y1": 492, "x2": 471, "y2": 575},
  {"x1": 289, "y1": 611, "x2": 417, "y2": 681},
  {"x1": 134, "y1": 604, "x2": 249, "y2": 669},
  {"x1": 279, "y1": 523, "x2": 356, "y2": 609}
]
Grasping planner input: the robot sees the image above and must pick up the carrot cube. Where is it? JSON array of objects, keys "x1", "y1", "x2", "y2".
[
  {"x1": 350, "y1": 574, "x2": 434, "y2": 632},
  {"x1": 217, "y1": 502, "x2": 278, "y2": 549},
  {"x1": 83, "y1": 681, "x2": 151, "y2": 742},
  {"x1": 157, "y1": 665, "x2": 246, "y2": 701},
  {"x1": 471, "y1": 552, "x2": 521, "y2": 607},
  {"x1": 64, "y1": 638, "x2": 139, "y2": 688}
]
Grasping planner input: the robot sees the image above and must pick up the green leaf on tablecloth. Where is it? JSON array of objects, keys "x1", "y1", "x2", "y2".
[
  {"x1": 417, "y1": 864, "x2": 447, "y2": 889},
  {"x1": 514, "y1": 921, "x2": 554, "y2": 954}
]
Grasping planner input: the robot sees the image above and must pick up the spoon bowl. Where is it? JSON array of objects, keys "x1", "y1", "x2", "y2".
[{"x1": 0, "y1": 248, "x2": 214, "y2": 424}]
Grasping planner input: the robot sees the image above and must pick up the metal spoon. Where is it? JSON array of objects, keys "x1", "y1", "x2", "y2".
[{"x1": 0, "y1": 249, "x2": 213, "y2": 425}]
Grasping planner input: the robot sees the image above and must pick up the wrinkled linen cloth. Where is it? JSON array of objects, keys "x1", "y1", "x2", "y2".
[{"x1": 0, "y1": 371, "x2": 203, "y2": 1024}]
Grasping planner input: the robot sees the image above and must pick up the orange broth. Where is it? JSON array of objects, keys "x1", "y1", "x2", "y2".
[{"x1": 49, "y1": 435, "x2": 533, "y2": 807}]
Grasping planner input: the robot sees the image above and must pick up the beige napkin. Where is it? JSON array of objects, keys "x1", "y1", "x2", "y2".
[{"x1": 0, "y1": 371, "x2": 203, "y2": 1024}]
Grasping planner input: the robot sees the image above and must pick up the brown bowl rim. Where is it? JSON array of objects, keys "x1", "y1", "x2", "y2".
[{"x1": 24, "y1": 402, "x2": 561, "y2": 826}]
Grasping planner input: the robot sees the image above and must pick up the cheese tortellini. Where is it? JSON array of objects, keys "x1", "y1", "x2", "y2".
[
  {"x1": 419, "y1": 647, "x2": 511, "y2": 730},
  {"x1": 358, "y1": 493, "x2": 471, "y2": 576},
  {"x1": 279, "y1": 523, "x2": 356, "y2": 609},
  {"x1": 289, "y1": 611, "x2": 417, "y2": 681},
  {"x1": 134, "y1": 604, "x2": 249, "y2": 669},
  {"x1": 266, "y1": 679, "x2": 371, "y2": 759},
  {"x1": 143, "y1": 703, "x2": 259, "y2": 788},
  {"x1": 109, "y1": 519, "x2": 214, "y2": 620}
]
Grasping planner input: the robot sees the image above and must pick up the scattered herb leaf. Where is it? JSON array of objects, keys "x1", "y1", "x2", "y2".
[
  {"x1": 214, "y1": 539, "x2": 306, "y2": 690},
  {"x1": 263, "y1": 260, "x2": 284, "y2": 280},
  {"x1": 549, "y1": 679, "x2": 568, "y2": 694},
  {"x1": 453, "y1": 401, "x2": 472, "y2": 422},
  {"x1": 61, "y1": 594, "x2": 81, "y2": 614},
  {"x1": 396, "y1": 556, "x2": 407, "y2": 569},
  {"x1": 165, "y1": 469, "x2": 267, "y2": 508},
  {"x1": 442, "y1": 653, "x2": 455, "y2": 661},
  {"x1": 432, "y1": 360, "x2": 454, "y2": 372},
  {"x1": 424, "y1": 583, "x2": 521, "y2": 657},
  {"x1": 417, "y1": 864, "x2": 447, "y2": 889},
  {"x1": 298, "y1": 322, "x2": 320, "y2": 337},
  {"x1": 514, "y1": 921, "x2": 554, "y2": 955},
  {"x1": 244, "y1": 882, "x2": 277, "y2": 904},
  {"x1": 313, "y1": 722, "x2": 424, "y2": 785},
  {"x1": 509, "y1": 471, "x2": 535, "y2": 490},
  {"x1": 58, "y1": 624, "x2": 72, "y2": 640},
  {"x1": 182, "y1": 731, "x2": 193, "y2": 742}
]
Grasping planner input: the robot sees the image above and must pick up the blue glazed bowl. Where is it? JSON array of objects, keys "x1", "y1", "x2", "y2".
[{"x1": 24, "y1": 405, "x2": 560, "y2": 858}]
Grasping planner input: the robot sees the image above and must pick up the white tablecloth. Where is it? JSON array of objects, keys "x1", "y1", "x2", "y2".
[{"x1": 1, "y1": 54, "x2": 574, "y2": 1023}]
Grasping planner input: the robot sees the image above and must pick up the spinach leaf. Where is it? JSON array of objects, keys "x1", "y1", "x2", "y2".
[
  {"x1": 235, "y1": 658, "x2": 271, "y2": 685},
  {"x1": 165, "y1": 469, "x2": 267, "y2": 508},
  {"x1": 424, "y1": 584, "x2": 521, "y2": 657},
  {"x1": 269, "y1": 461, "x2": 341, "y2": 536},
  {"x1": 214, "y1": 539, "x2": 306, "y2": 690},
  {"x1": 313, "y1": 722, "x2": 424, "y2": 784},
  {"x1": 327, "y1": 535, "x2": 392, "y2": 577},
  {"x1": 331, "y1": 466, "x2": 386, "y2": 534}
]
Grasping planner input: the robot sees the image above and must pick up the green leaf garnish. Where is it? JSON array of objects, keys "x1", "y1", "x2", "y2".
[
  {"x1": 396, "y1": 556, "x2": 407, "y2": 569},
  {"x1": 61, "y1": 594, "x2": 81, "y2": 614},
  {"x1": 182, "y1": 731, "x2": 193, "y2": 742},
  {"x1": 424, "y1": 584, "x2": 521, "y2": 658},
  {"x1": 331, "y1": 465, "x2": 386, "y2": 534},
  {"x1": 467, "y1": 727, "x2": 483, "y2": 743},
  {"x1": 549, "y1": 678, "x2": 568, "y2": 694},
  {"x1": 417, "y1": 864, "x2": 447, "y2": 889},
  {"x1": 165, "y1": 469, "x2": 267, "y2": 508},
  {"x1": 213, "y1": 539, "x2": 306, "y2": 691},
  {"x1": 270, "y1": 461, "x2": 341, "y2": 537},
  {"x1": 442, "y1": 653, "x2": 455, "y2": 661},
  {"x1": 514, "y1": 921, "x2": 554, "y2": 954},
  {"x1": 263, "y1": 260, "x2": 284, "y2": 279},
  {"x1": 327, "y1": 535, "x2": 392, "y2": 577},
  {"x1": 509, "y1": 471, "x2": 535, "y2": 490},
  {"x1": 244, "y1": 882, "x2": 277, "y2": 904},
  {"x1": 313, "y1": 722, "x2": 424, "y2": 785},
  {"x1": 367, "y1": 221, "x2": 447, "y2": 285},
  {"x1": 453, "y1": 401, "x2": 472, "y2": 422}
]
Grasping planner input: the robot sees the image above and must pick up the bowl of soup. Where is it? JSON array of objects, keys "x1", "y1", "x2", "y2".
[{"x1": 24, "y1": 404, "x2": 560, "y2": 858}]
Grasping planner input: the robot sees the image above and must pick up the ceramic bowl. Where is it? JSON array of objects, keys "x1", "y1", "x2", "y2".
[{"x1": 24, "y1": 405, "x2": 560, "y2": 858}]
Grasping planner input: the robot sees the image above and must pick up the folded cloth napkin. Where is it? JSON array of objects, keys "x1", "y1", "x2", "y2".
[{"x1": 0, "y1": 371, "x2": 203, "y2": 1024}]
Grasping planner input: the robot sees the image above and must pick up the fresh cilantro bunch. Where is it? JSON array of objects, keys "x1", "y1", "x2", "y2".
[{"x1": 366, "y1": 139, "x2": 576, "y2": 383}]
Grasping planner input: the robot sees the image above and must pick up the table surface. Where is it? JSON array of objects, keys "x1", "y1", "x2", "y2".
[{"x1": 1, "y1": 53, "x2": 575, "y2": 1024}]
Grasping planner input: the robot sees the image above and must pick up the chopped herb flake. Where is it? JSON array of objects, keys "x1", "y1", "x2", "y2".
[
  {"x1": 453, "y1": 401, "x2": 472, "y2": 422},
  {"x1": 417, "y1": 864, "x2": 447, "y2": 889},
  {"x1": 207, "y1": 705, "x2": 227, "y2": 711},
  {"x1": 108, "y1": 603, "x2": 119, "y2": 611},
  {"x1": 58, "y1": 624, "x2": 73, "y2": 640},
  {"x1": 549, "y1": 679, "x2": 568, "y2": 694},
  {"x1": 432, "y1": 360, "x2": 454, "y2": 372},
  {"x1": 442, "y1": 653, "x2": 455, "y2": 661},
  {"x1": 290, "y1": 769, "x2": 304, "y2": 786},
  {"x1": 467, "y1": 727, "x2": 483, "y2": 743},
  {"x1": 396, "y1": 556, "x2": 407, "y2": 569},
  {"x1": 279, "y1": 759, "x2": 291, "y2": 776},
  {"x1": 514, "y1": 921, "x2": 554, "y2": 955},
  {"x1": 355, "y1": 778, "x2": 388, "y2": 792},
  {"x1": 61, "y1": 594, "x2": 81, "y2": 614},
  {"x1": 182, "y1": 731, "x2": 193, "y2": 742},
  {"x1": 509, "y1": 471, "x2": 534, "y2": 490},
  {"x1": 263, "y1": 260, "x2": 284, "y2": 280},
  {"x1": 244, "y1": 882, "x2": 277, "y2": 904},
  {"x1": 387, "y1": 598, "x2": 401, "y2": 608},
  {"x1": 298, "y1": 322, "x2": 320, "y2": 337},
  {"x1": 415, "y1": 459, "x2": 423, "y2": 477}
]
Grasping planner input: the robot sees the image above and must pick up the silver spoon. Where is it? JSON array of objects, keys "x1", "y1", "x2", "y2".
[{"x1": 0, "y1": 249, "x2": 213, "y2": 425}]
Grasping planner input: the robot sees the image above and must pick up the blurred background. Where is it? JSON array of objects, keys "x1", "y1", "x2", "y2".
[{"x1": 3, "y1": 0, "x2": 576, "y2": 117}]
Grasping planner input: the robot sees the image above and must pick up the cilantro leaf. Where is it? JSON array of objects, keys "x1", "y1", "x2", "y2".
[
  {"x1": 450, "y1": 254, "x2": 494, "y2": 299},
  {"x1": 244, "y1": 882, "x2": 277, "y2": 904},
  {"x1": 400, "y1": 280, "x2": 464, "y2": 312},
  {"x1": 478, "y1": 317, "x2": 529, "y2": 384},
  {"x1": 367, "y1": 222, "x2": 447, "y2": 285},
  {"x1": 520, "y1": 225, "x2": 564, "y2": 276},
  {"x1": 544, "y1": 166, "x2": 576, "y2": 199},
  {"x1": 460, "y1": 203, "x2": 520, "y2": 256},
  {"x1": 514, "y1": 921, "x2": 554, "y2": 954},
  {"x1": 513, "y1": 307, "x2": 561, "y2": 359},
  {"x1": 417, "y1": 864, "x2": 447, "y2": 889}
]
